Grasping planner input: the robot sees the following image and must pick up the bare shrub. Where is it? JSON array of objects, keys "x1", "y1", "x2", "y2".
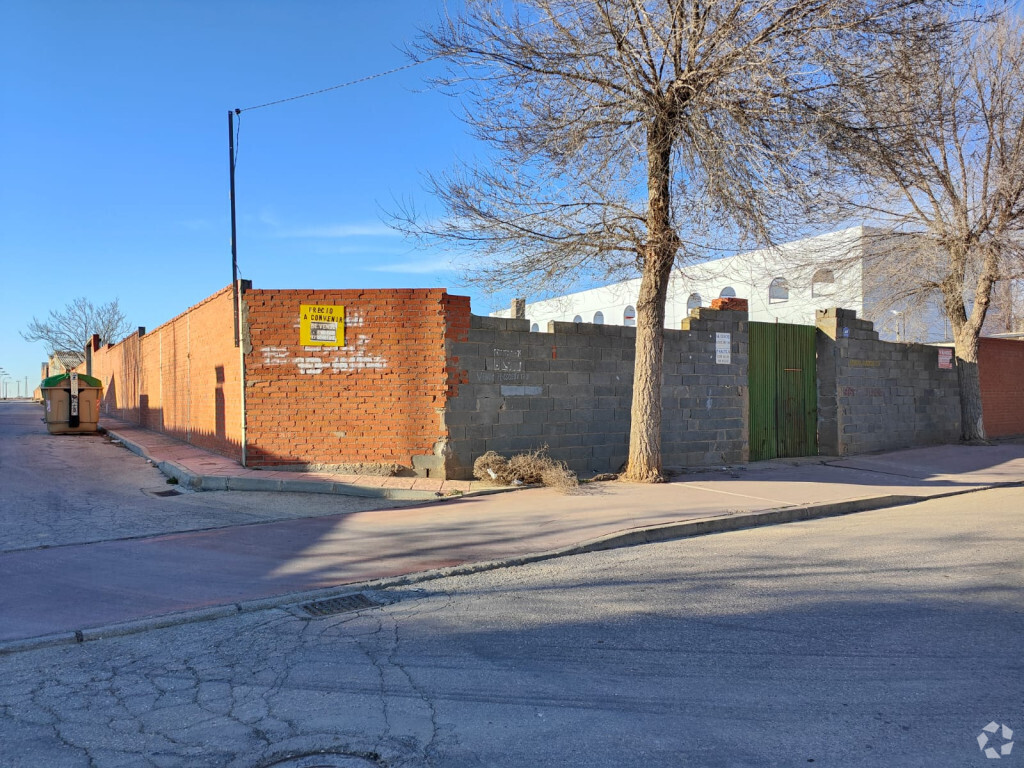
[
  {"x1": 473, "y1": 451, "x2": 514, "y2": 485},
  {"x1": 473, "y1": 446, "x2": 579, "y2": 492}
]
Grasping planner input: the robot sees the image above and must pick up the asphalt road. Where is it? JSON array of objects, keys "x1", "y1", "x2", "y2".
[
  {"x1": 1, "y1": 485, "x2": 1020, "y2": 767},
  {"x1": 0, "y1": 401, "x2": 413, "y2": 552}
]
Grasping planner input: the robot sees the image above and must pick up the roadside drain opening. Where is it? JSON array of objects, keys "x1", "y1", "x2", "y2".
[
  {"x1": 299, "y1": 593, "x2": 379, "y2": 618},
  {"x1": 142, "y1": 488, "x2": 182, "y2": 498}
]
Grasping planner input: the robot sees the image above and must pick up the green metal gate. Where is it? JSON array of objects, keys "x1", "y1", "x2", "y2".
[{"x1": 749, "y1": 322, "x2": 818, "y2": 461}]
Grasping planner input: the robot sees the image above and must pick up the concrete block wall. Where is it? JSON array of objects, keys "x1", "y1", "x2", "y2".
[
  {"x1": 84, "y1": 286, "x2": 244, "y2": 460},
  {"x1": 444, "y1": 308, "x2": 749, "y2": 479},
  {"x1": 674, "y1": 308, "x2": 749, "y2": 467},
  {"x1": 816, "y1": 308, "x2": 960, "y2": 455},
  {"x1": 979, "y1": 337, "x2": 1024, "y2": 437}
]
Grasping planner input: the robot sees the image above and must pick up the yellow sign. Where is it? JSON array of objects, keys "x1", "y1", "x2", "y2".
[{"x1": 299, "y1": 304, "x2": 345, "y2": 347}]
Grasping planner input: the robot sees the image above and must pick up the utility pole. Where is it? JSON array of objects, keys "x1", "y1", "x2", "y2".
[
  {"x1": 228, "y1": 107, "x2": 247, "y2": 468},
  {"x1": 228, "y1": 108, "x2": 240, "y2": 347}
]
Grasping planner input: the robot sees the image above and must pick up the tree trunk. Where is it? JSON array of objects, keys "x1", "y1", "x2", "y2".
[
  {"x1": 953, "y1": 329, "x2": 986, "y2": 442},
  {"x1": 953, "y1": 244, "x2": 999, "y2": 442},
  {"x1": 624, "y1": 246, "x2": 675, "y2": 481},
  {"x1": 623, "y1": 120, "x2": 677, "y2": 482}
]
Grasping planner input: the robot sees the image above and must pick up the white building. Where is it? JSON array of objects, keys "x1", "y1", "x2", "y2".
[{"x1": 493, "y1": 226, "x2": 953, "y2": 343}]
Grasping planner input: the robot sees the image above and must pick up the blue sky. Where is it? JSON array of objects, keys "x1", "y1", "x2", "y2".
[{"x1": 0, "y1": 0, "x2": 516, "y2": 388}]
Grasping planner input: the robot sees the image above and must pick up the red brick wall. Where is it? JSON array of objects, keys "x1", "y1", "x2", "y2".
[
  {"x1": 443, "y1": 293, "x2": 472, "y2": 400},
  {"x1": 85, "y1": 286, "x2": 244, "y2": 460},
  {"x1": 710, "y1": 297, "x2": 749, "y2": 311},
  {"x1": 243, "y1": 288, "x2": 471, "y2": 471},
  {"x1": 81, "y1": 285, "x2": 473, "y2": 473},
  {"x1": 980, "y1": 338, "x2": 1024, "y2": 437}
]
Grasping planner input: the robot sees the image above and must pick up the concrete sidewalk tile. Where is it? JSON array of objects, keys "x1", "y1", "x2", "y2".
[
  {"x1": 251, "y1": 471, "x2": 294, "y2": 481},
  {"x1": 203, "y1": 468, "x2": 242, "y2": 477},
  {"x1": 159, "y1": 448, "x2": 202, "y2": 460},
  {"x1": 330, "y1": 475, "x2": 365, "y2": 486},
  {"x1": 295, "y1": 474, "x2": 343, "y2": 486},
  {"x1": 279, "y1": 478, "x2": 338, "y2": 494},
  {"x1": 350, "y1": 476, "x2": 388, "y2": 488}
]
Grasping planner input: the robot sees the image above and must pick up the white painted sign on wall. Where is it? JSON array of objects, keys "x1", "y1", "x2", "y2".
[{"x1": 716, "y1": 333, "x2": 731, "y2": 365}]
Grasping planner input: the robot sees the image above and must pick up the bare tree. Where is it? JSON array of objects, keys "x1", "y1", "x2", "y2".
[
  {"x1": 21, "y1": 297, "x2": 133, "y2": 356},
  {"x1": 823, "y1": 14, "x2": 1024, "y2": 441},
  {"x1": 985, "y1": 278, "x2": 1021, "y2": 334},
  {"x1": 403, "y1": 0, "x2": 951, "y2": 480}
]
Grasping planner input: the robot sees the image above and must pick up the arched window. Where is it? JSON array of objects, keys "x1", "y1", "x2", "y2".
[
  {"x1": 593, "y1": 311, "x2": 604, "y2": 324},
  {"x1": 811, "y1": 268, "x2": 835, "y2": 297},
  {"x1": 719, "y1": 286, "x2": 737, "y2": 298},
  {"x1": 623, "y1": 305, "x2": 636, "y2": 326},
  {"x1": 686, "y1": 293, "x2": 703, "y2": 312},
  {"x1": 573, "y1": 315, "x2": 582, "y2": 323},
  {"x1": 768, "y1": 277, "x2": 790, "y2": 303},
  {"x1": 531, "y1": 323, "x2": 539, "y2": 332}
]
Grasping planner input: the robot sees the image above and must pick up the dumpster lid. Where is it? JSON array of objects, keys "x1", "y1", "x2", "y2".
[{"x1": 41, "y1": 372, "x2": 102, "y2": 388}]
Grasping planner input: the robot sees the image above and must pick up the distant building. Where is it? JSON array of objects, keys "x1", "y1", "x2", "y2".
[
  {"x1": 41, "y1": 350, "x2": 86, "y2": 381},
  {"x1": 493, "y1": 226, "x2": 967, "y2": 343}
]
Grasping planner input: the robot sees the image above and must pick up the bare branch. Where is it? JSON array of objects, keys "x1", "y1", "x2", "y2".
[
  {"x1": 823, "y1": 12, "x2": 1024, "y2": 440},
  {"x1": 21, "y1": 298, "x2": 133, "y2": 357},
  {"x1": 398, "y1": 0, "x2": 960, "y2": 475}
]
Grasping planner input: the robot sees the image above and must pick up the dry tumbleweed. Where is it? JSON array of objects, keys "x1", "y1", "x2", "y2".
[{"x1": 472, "y1": 446, "x2": 579, "y2": 492}]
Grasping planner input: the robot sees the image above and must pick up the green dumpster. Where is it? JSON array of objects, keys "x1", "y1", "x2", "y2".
[{"x1": 40, "y1": 372, "x2": 103, "y2": 434}]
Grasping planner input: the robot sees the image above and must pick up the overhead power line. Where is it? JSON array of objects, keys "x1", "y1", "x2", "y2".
[
  {"x1": 224, "y1": 11, "x2": 573, "y2": 350},
  {"x1": 237, "y1": 58, "x2": 434, "y2": 113},
  {"x1": 236, "y1": 2, "x2": 589, "y2": 114},
  {"x1": 227, "y1": 55, "x2": 434, "y2": 346}
]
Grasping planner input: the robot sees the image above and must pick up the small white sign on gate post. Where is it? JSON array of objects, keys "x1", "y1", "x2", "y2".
[{"x1": 716, "y1": 333, "x2": 731, "y2": 365}]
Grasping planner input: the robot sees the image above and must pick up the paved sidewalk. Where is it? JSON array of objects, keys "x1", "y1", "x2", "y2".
[
  {"x1": 3, "y1": 416, "x2": 1023, "y2": 653},
  {"x1": 100, "y1": 416, "x2": 491, "y2": 500}
]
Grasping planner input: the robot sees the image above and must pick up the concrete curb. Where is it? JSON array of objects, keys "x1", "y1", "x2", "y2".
[
  {"x1": 2, "y1": 484, "x2": 1004, "y2": 657},
  {"x1": 105, "y1": 428, "x2": 475, "y2": 502},
  {"x1": 550, "y1": 494, "x2": 925, "y2": 555}
]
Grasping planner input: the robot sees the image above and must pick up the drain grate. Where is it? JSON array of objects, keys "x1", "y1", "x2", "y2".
[{"x1": 299, "y1": 593, "x2": 379, "y2": 618}]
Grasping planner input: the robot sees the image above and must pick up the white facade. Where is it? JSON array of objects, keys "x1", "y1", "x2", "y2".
[{"x1": 494, "y1": 227, "x2": 953, "y2": 343}]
